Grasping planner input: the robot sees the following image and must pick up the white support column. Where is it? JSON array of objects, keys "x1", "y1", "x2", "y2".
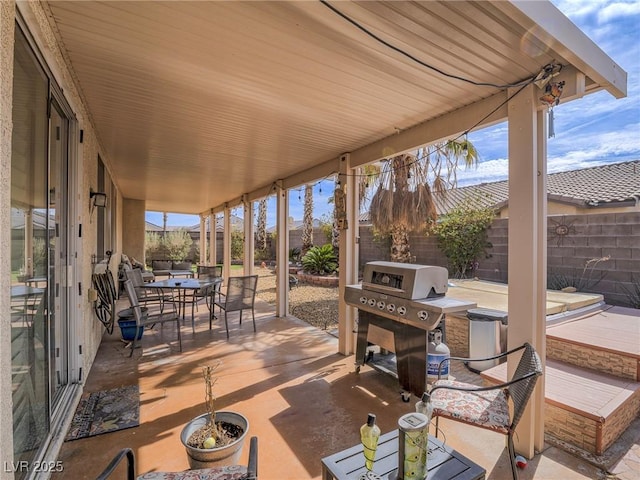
[
  {"x1": 507, "y1": 83, "x2": 546, "y2": 458},
  {"x1": 223, "y1": 208, "x2": 231, "y2": 281},
  {"x1": 533, "y1": 107, "x2": 548, "y2": 452},
  {"x1": 337, "y1": 154, "x2": 358, "y2": 355},
  {"x1": 208, "y1": 212, "x2": 217, "y2": 266},
  {"x1": 275, "y1": 182, "x2": 289, "y2": 317},
  {"x1": 243, "y1": 198, "x2": 255, "y2": 276},
  {"x1": 25, "y1": 210, "x2": 33, "y2": 276},
  {"x1": 199, "y1": 215, "x2": 206, "y2": 265}
]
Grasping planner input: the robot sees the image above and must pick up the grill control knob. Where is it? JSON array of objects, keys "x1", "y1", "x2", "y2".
[
  {"x1": 368, "y1": 298, "x2": 376, "y2": 307},
  {"x1": 377, "y1": 300, "x2": 385, "y2": 309},
  {"x1": 417, "y1": 310, "x2": 429, "y2": 321},
  {"x1": 397, "y1": 306, "x2": 407, "y2": 315},
  {"x1": 387, "y1": 304, "x2": 396, "y2": 313},
  {"x1": 359, "y1": 296, "x2": 367, "y2": 304}
]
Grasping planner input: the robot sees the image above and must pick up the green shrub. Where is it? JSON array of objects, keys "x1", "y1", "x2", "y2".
[
  {"x1": 163, "y1": 230, "x2": 192, "y2": 261},
  {"x1": 434, "y1": 200, "x2": 495, "y2": 278},
  {"x1": 319, "y1": 213, "x2": 334, "y2": 244},
  {"x1": 289, "y1": 247, "x2": 301, "y2": 263},
  {"x1": 146, "y1": 230, "x2": 192, "y2": 261},
  {"x1": 302, "y1": 244, "x2": 337, "y2": 275},
  {"x1": 231, "y1": 230, "x2": 244, "y2": 260}
]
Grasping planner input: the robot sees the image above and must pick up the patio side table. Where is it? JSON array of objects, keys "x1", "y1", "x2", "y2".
[{"x1": 321, "y1": 430, "x2": 485, "y2": 480}]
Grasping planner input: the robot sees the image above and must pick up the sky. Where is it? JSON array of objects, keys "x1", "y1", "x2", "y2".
[{"x1": 146, "y1": 0, "x2": 640, "y2": 229}]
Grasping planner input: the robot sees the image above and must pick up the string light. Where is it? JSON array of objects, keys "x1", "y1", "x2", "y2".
[{"x1": 462, "y1": 133, "x2": 469, "y2": 158}]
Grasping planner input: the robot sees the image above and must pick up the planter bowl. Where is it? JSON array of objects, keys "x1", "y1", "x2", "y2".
[
  {"x1": 180, "y1": 411, "x2": 249, "y2": 469},
  {"x1": 117, "y1": 319, "x2": 144, "y2": 341}
]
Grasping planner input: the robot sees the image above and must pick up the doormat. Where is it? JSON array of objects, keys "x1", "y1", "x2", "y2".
[{"x1": 65, "y1": 385, "x2": 139, "y2": 441}]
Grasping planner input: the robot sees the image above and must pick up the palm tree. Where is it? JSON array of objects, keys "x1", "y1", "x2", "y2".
[
  {"x1": 366, "y1": 139, "x2": 479, "y2": 263},
  {"x1": 331, "y1": 176, "x2": 340, "y2": 251},
  {"x1": 301, "y1": 184, "x2": 314, "y2": 255},
  {"x1": 256, "y1": 199, "x2": 267, "y2": 251}
]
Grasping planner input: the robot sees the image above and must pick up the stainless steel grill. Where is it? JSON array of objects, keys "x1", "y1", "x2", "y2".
[{"x1": 345, "y1": 261, "x2": 476, "y2": 400}]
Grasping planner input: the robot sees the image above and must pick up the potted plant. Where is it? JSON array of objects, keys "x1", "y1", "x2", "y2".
[{"x1": 180, "y1": 364, "x2": 249, "y2": 469}]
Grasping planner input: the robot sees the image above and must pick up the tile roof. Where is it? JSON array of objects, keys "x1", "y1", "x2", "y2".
[{"x1": 431, "y1": 160, "x2": 639, "y2": 216}]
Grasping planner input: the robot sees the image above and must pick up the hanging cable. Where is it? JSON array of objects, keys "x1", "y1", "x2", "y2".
[{"x1": 320, "y1": 0, "x2": 538, "y2": 88}]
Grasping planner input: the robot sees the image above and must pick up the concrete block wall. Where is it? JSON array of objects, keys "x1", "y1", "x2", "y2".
[{"x1": 358, "y1": 212, "x2": 640, "y2": 308}]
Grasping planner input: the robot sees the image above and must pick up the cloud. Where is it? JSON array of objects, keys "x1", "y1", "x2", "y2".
[
  {"x1": 599, "y1": 1, "x2": 640, "y2": 22},
  {"x1": 456, "y1": 158, "x2": 509, "y2": 186},
  {"x1": 552, "y1": 0, "x2": 640, "y2": 23}
]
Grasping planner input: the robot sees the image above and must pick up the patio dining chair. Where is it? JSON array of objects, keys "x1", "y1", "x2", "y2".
[
  {"x1": 123, "y1": 280, "x2": 182, "y2": 356},
  {"x1": 211, "y1": 275, "x2": 258, "y2": 339},
  {"x1": 426, "y1": 342, "x2": 542, "y2": 480},
  {"x1": 124, "y1": 268, "x2": 171, "y2": 312},
  {"x1": 96, "y1": 436, "x2": 258, "y2": 480},
  {"x1": 185, "y1": 265, "x2": 223, "y2": 323}
]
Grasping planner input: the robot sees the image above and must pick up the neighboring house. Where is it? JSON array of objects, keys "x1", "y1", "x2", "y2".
[
  {"x1": 437, "y1": 160, "x2": 640, "y2": 218},
  {"x1": 145, "y1": 213, "x2": 245, "y2": 234}
]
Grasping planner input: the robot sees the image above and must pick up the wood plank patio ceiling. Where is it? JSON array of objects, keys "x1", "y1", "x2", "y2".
[{"x1": 45, "y1": 1, "x2": 580, "y2": 214}]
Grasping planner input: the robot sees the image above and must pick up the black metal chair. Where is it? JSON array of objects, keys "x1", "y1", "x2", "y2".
[
  {"x1": 211, "y1": 275, "x2": 258, "y2": 338},
  {"x1": 123, "y1": 280, "x2": 182, "y2": 356},
  {"x1": 96, "y1": 437, "x2": 258, "y2": 479},
  {"x1": 427, "y1": 342, "x2": 543, "y2": 480}
]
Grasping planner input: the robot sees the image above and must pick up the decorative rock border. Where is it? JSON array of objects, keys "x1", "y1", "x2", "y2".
[{"x1": 296, "y1": 271, "x2": 339, "y2": 287}]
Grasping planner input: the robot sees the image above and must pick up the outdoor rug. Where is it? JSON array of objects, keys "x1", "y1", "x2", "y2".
[{"x1": 65, "y1": 385, "x2": 139, "y2": 441}]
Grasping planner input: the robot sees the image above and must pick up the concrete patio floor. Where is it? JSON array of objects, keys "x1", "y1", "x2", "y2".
[{"x1": 51, "y1": 296, "x2": 637, "y2": 480}]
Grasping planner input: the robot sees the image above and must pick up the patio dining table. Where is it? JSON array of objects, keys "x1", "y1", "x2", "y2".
[{"x1": 146, "y1": 277, "x2": 221, "y2": 332}]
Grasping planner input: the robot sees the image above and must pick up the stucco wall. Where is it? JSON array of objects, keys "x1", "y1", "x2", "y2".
[
  {"x1": 122, "y1": 198, "x2": 147, "y2": 263},
  {"x1": 1, "y1": 2, "x2": 16, "y2": 477}
]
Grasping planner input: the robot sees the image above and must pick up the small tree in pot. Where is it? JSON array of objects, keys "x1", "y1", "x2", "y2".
[{"x1": 181, "y1": 364, "x2": 249, "y2": 469}]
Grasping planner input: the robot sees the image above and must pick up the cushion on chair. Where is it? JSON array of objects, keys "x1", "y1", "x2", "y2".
[
  {"x1": 430, "y1": 379, "x2": 510, "y2": 433},
  {"x1": 137, "y1": 465, "x2": 247, "y2": 480},
  {"x1": 152, "y1": 260, "x2": 172, "y2": 271},
  {"x1": 121, "y1": 254, "x2": 133, "y2": 270}
]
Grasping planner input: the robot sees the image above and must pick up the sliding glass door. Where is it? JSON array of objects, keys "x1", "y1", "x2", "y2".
[
  {"x1": 48, "y1": 99, "x2": 71, "y2": 404},
  {"x1": 10, "y1": 24, "x2": 73, "y2": 478}
]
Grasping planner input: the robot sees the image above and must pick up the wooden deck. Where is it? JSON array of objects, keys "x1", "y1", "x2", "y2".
[
  {"x1": 546, "y1": 305, "x2": 640, "y2": 360},
  {"x1": 480, "y1": 305, "x2": 640, "y2": 455},
  {"x1": 482, "y1": 359, "x2": 640, "y2": 455}
]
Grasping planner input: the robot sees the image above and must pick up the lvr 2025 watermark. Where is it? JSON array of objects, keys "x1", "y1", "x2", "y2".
[{"x1": 3, "y1": 461, "x2": 64, "y2": 473}]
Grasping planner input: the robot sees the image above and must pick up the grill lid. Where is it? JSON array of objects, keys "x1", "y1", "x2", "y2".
[{"x1": 361, "y1": 261, "x2": 448, "y2": 300}]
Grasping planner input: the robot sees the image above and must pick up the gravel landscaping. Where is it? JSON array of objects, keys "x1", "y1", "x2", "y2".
[{"x1": 254, "y1": 267, "x2": 339, "y2": 331}]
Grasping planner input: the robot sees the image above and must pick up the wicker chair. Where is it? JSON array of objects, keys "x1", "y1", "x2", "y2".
[
  {"x1": 96, "y1": 437, "x2": 258, "y2": 480},
  {"x1": 427, "y1": 342, "x2": 542, "y2": 480}
]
